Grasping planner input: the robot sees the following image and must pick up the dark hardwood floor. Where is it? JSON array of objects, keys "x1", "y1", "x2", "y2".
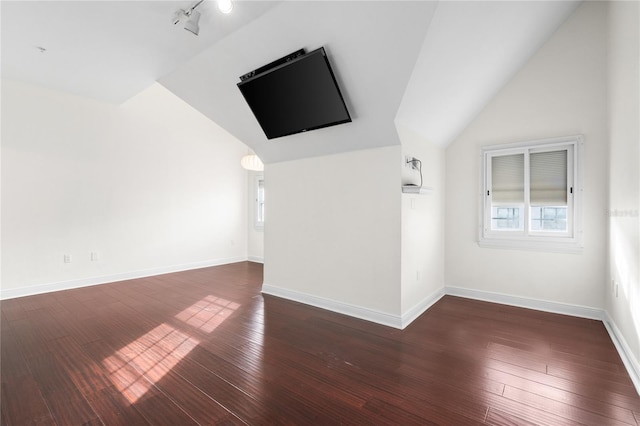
[{"x1": 1, "y1": 261, "x2": 639, "y2": 425}]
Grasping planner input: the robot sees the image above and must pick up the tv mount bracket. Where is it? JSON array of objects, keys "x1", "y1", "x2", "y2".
[{"x1": 239, "y1": 49, "x2": 306, "y2": 82}]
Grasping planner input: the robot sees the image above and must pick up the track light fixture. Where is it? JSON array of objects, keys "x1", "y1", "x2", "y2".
[
  {"x1": 173, "y1": 0, "x2": 233, "y2": 36},
  {"x1": 183, "y1": 10, "x2": 201, "y2": 35},
  {"x1": 173, "y1": 0, "x2": 205, "y2": 35}
]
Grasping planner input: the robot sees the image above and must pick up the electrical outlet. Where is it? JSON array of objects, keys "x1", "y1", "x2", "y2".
[
  {"x1": 91, "y1": 252, "x2": 98, "y2": 261},
  {"x1": 63, "y1": 254, "x2": 71, "y2": 264},
  {"x1": 615, "y1": 282, "x2": 619, "y2": 298}
]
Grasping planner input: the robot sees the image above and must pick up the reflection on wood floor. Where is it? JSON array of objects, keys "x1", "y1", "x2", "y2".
[{"x1": 2, "y1": 261, "x2": 639, "y2": 425}]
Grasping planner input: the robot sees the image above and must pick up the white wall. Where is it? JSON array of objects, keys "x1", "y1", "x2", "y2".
[
  {"x1": 445, "y1": 1, "x2": 608, "y2": 309},
  {"x1": 1, "y1": 80, "x2": 249, "y2": 298},
  {"x1": 397, "y1": 124, "x2": 445, "y2": 317},
  {"x1": 263, "y1": 146, "x2": 402, "y2": 322},
  {"x1": 263, "y1": 139, "x2": 446, "y2": 327},
  {"x1": 247, "y1": 170, "x2": 264, "y2": 263},
  {"x1": 607, "y1": 0, "x2": 640, "y2": 380}
]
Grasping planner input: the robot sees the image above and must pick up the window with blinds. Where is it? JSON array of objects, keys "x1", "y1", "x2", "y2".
[
  {"x1": 491, "y1": 153, "x2": 524, "y2": 230},
  {"x1": 530, "y1": 149, "x2": 568, "y2": 232},
  {"x1": 480, "y1": 135, "x2": 582, "y2": 253}
]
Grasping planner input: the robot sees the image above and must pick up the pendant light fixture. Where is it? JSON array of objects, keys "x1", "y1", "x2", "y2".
[{"x1": 240, "y1": 154, "x2": 264, "y2": 171}]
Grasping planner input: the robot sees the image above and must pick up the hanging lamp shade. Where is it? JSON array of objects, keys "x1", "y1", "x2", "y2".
[{"x1": 240, "y1": 154, "x2": 264, "y2": 171}]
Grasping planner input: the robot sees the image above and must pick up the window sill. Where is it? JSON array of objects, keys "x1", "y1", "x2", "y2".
[{"x1": 478, "y1": 238, "x2": 583, "y2": 254}]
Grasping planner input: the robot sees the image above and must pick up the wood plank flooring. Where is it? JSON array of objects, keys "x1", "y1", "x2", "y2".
[{"x1": 1, "y1": 261, "x2": 639, "y2": 425}]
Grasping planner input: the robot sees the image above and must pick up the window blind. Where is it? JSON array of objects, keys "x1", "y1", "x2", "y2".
[
  {"x1": 491, "y1": 153, "x2": 524, "y2": 204},
  {"x1": 530, "y1": 150, "x2": 567, "y2": 206}
]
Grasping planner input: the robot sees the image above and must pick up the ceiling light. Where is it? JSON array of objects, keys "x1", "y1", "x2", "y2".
[
  {"x1": 174, "y1": 0, "x2": 205, "y2": 36},
  {"x1": 240, "y1": 155, "x2": 264, "y2": 171},
  {"x1": 217, "y1": 0, "x2": 233, "y2": 14},
  {"x1": 184, "y1": 10, "x2": 201, "y2": 36}
]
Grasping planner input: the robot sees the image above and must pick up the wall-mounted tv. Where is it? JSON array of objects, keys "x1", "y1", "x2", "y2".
[{"x1": 237, "y1": 47, "x2": 351, "y2": 140}]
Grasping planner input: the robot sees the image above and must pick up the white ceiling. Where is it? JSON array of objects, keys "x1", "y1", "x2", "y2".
[
  {"x1": 395, "y1": 0, "x2": 581, "y2": 147},
  {"x1": 160, "y1": 1, "x2": 438, "y2": 163},
  {"x1": 1, "y1": 1, "x2": 581, "y2": 162},
  {"x1": 1, "y1": 1, "x2": 279, "y2": 103}
]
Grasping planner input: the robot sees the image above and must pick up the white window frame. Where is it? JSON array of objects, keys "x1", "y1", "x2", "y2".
[
  {"x1": 254, "y1": 175, "x2": 264, "y2": 230},
  {"x1": 479, "y1": 135, "x2": 583, "y2": 253}
]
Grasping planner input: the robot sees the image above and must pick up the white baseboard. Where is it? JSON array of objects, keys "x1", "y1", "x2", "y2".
[
  {"x1": 0, "y1": 256, "x2": 248, "y2": 300},
  {"x1": 445, "y1": 286, "x2": 603, "y2": 320},
  {"x1": 248, "y1": 255, "x2": 264, "y2": 264},
  {"x1": 444, "y1": 286, "x2": 639, "y2": 396},
  {"x1": 261, "y1": 283, "x2": 444, "y2": 330},
  {"x1": 261, "y1": 283, "x2": 405, "y2": 329},
  {"x1": 401, "y1": 288, "x2": 445, "y2": 329},
  {"x1": 602, "y1": 311, "x2": 640, "y2": 396}
]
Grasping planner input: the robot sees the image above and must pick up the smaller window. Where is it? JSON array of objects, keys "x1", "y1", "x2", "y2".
[
  {"x1": 480, "y1": 135, "x2": 583, "y2": 253},
  {"x1": 255, "y1": 175, "x2": 264, "y2": 229}
]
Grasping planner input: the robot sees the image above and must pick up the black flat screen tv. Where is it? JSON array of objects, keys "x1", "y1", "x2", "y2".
[{"x1": 237, "y1": 47, "x2": 351, "y2": 140}]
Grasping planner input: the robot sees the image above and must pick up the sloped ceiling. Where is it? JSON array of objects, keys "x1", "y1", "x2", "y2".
[
  {"x1": 161, "y1": 1, "x2": 580, "y2": 163},
  {"x1": 395, "y1": 0, "x2": 581, "y2": 147},
  {"x1": 1, "y1": 1, "x2": 279, "y2": 103},
  {"x1": 160, "y1": 1, "x2": 438, "y2": 164},
  {"x1": 1, "y1": 1, "x2": 581, "y2": 163}
]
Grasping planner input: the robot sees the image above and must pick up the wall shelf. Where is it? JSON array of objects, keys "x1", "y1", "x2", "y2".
[{"x1": 402, "y1": 185, "x2": 433, "y2": 195}]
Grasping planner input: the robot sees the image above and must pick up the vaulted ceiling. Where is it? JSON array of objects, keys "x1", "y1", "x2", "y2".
[
  {"x1": 1, "y1": 1, "x2": 279, "y2": 103},
  {"x1": 1, "y1": 1, "x2": 580, "y2": 163}
]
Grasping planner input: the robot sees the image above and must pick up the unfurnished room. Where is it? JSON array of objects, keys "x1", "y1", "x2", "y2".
[{"x1": 1, "y1": 0, "x2": 639, "y2": 424}]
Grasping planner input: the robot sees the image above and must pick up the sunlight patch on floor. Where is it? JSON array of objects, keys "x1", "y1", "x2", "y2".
[
  {"x1": 175, "y1": 295, "x2": 240, "y2": 333},
  {"x1": 102, "y1": 296, "x2": 239, "y2": 404},
  {"x1": 103, "y1": 323, "x2": 200, "y2": 404}
]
